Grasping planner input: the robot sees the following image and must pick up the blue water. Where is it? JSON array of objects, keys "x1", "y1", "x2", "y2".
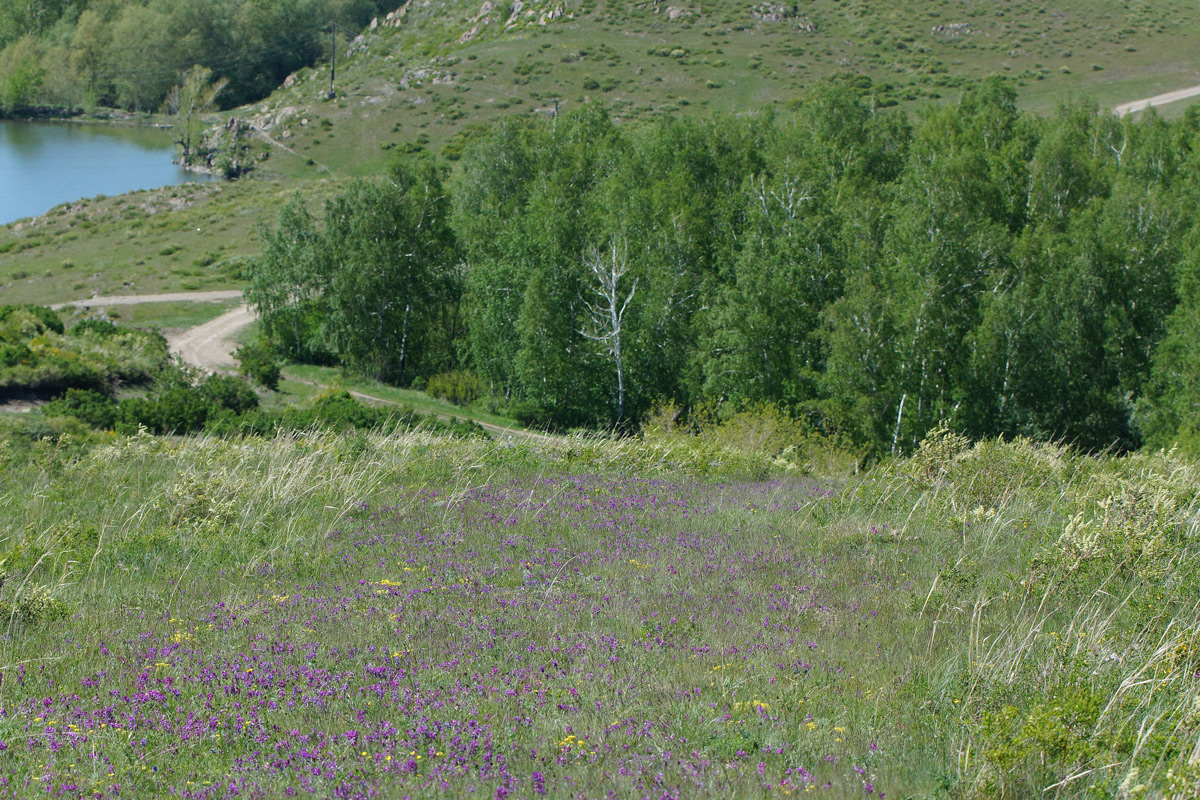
[{"x1": 0, "y1": 120, "x2": 213, "y2": 225}]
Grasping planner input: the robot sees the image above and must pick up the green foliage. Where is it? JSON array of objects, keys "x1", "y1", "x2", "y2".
[
  {"x1": 71, "y1": 317, "x2": 119, "y2": 338},
  {"x1": 42, "y1": 388, "x2": 118, "y2": 429},
  {"x1": 1, "y1": 310, "x2": 168, "y2": 399},
  {"x1": 205, "y1": 387, "x2": 485, "y2": 438},
  {"x1": 163, "y1": 65, "x2": 228, "y2": 165},
  {"x1": 0, "y1": 34, "x2": 43, "y2": 111},
  {"x1": 318, "y1": 161, "x2": 460, "y2": 382},
  {"x1": 248, "y1": 160, "x2": 460, "y2": 384},
  {"x1": 1137, "y1": 221, "x2": 1200, "y2": 454},
  {"x1": 0, "y1": 583, "x2": 68, "y2": 627},
  {"x1": 0, "y1": 0, "x2": 405, "y2": 114},
  {"x1": 114, "y1": 371, "x2": 259, "y2": 435},
  {"x1": 441, "y1": 90, "x2": 1200, "y2": 452},
  {"x1": 425, "y1": 370, "x2": 482, "y2": 406},
  {"x1": 0, "y1": 304, "x2": 64, "y2": 335},
  {"x1": 909, "y1": 421, "x2": 972, "y2": 482},
  {"x1": 642, "y1": 399, "x2": 861, "y2": 476},
  {"x1": 234, "y1": 339, "x2": 282, "y2": 391}
]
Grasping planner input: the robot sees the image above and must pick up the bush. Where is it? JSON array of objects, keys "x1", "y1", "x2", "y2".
[
  {"x1": 0, "y1": 305, "x2": 63, "y2": 335},
  {"x1": 43, "y1": 388, "x2": 118, "y2": 429},
  {"x1": 641, "y1": 399, "x2": 861, "y2": 476},
  {"x1": 511, "y1": 400, "x2": 555, "y2": 429},
  {"x1": 307, "y1": 389, "x2": 389, "y2": 430},
  {"x1": 114, "y1": 373, "x2": 259, "y2": 434},
  {"x1": 1, "y1": 315, "x2": 170, "y2": 399},
  {"x1": 73, "y1": 318, "x2": 120, "y2": 337},
  {"x1": 121, "y1": 388, "x2": 210, "y2": 434},
  {"x1": 201, "y1": 374, "x2": 259, "y2": 415},
  {"x1": 0, "y1": 343, "x2": 31, "y2": 368},
  {"x1": 426, "y1": 370, "x2": 482, "y2": 406},
  {"x1": 234, "y1": 340, "x2": 282, "y2": 391}
]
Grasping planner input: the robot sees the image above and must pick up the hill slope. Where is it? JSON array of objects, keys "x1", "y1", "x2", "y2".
[{"x1": 242, "y1": 0, "x2": 1200, "y2": 174}]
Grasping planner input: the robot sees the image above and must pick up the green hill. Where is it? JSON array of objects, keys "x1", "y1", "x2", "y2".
[{"x1": 245, "y1": 0, "x2": 1200, "y2": 174}]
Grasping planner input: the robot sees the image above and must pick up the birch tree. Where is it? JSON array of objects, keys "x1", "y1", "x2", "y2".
[
  {"x1": 319, "y1": 162, "x2": 458, "y2": 383},
  {"x1": 581, "y1": 237, "x2": 638, "y2": 423},
  {"x1": 246, "y1": 196, "x2": 328, "y2": 362}
]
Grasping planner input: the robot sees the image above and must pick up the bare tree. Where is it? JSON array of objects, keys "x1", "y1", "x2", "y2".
[
  {"x1": 163, "y1": 65, "x2": 227, "y2": 166},
  {"x1": 581, "y1": 237, "x2": 638, "y2": 423}
]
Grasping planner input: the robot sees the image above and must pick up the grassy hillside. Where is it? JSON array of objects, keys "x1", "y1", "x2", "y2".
[
  {"x1": 248, "y1": 0, "x2": 1200, "y2": 172},
  {"x1": 0, "y1": 426, "x2": 1197, "y2": 796},
  {"x1": 0, "y1": 176, "x2": 357, "y2": 307}
]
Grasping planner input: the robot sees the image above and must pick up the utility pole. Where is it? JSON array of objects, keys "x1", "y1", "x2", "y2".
[{"x1": 328, "y1": 23, "x2": 337, "y2": 99}]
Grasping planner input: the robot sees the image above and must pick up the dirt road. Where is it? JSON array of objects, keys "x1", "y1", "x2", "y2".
[
  {"x1": 283, "y1": 374, "x2": 562, "y2": 443},
  {"x1": 1114, "y1": 83, "x2": 1200, "y2": 116},
  {"x1": 341, "y1": 388, "x2": 563, "y2": 443},
  {"x1": 167, "y1": 304, "x2": 255, "y2": 371},
  {"x1": 51, "y1": 290, "x2": 244, "y2": 310},
  {"x1": 51, "y1": 290, "x2": 255, "y2": 372},
  {"x1": 4, "y1": 291, "x2": 253, "y2": 413}
]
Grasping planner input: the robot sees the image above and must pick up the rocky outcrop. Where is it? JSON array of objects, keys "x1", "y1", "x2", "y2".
[
  {"x1": 931, "y1": 22, "x2": 971, "y2": 36},
  {"x1": 752, "y1": 2, "x2": 794, "y2": 23}
]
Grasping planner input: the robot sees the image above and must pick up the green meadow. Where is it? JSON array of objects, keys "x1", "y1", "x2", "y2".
[{"x1": 0, "y1": 426, "x2": 1197, "y2": 797}]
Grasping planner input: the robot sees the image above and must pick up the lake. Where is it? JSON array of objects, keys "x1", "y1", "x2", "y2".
[{"x1": 0, "y1": 120, "x2": 214, "y2": 226}]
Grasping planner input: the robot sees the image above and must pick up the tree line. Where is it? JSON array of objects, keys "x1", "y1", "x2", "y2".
[
  {"x1": 248, "y1": 77, "x2": 1200, "y2": 456},
  {"x1": 0, "y1": 0, "x2": 400, "y2": 114}
]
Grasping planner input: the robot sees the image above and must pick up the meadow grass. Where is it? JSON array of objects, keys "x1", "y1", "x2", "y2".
[{"x1": 0, "y1": 427, "x2": 1196, "y2": 797}]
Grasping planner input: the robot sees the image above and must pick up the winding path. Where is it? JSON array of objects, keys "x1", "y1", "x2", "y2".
[
  {"x1": 53, "y1": 290, "x2": 253, "y2": 372},
  {"x1": 48, "y1": 290, "x2": 556, "y2": 441},
  {"x1": 168, "y1": 305, "x2": 255, "y2": 370}
]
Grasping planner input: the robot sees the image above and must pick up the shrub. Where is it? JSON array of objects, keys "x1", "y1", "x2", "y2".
[
  {"x1": 0, "y1": 584, "x2": 68, "y2": 626},
  {"x1": 121, "y1": 389, "x2": 210, "y2": 434},
  {"x1": 234, "y1": 340, "x2": 282, "y2": 391},
  {"x1": 114, "y1": 372, "x2": 260, "y2": 434},
  {"x1": 0, "y1": 343, "x2": 31, "y2": 368},
  {"x1": 201, "y1": 374, "x2": 260, "y2": 415},
  {"x1": 0, "y1": 305, "x2": 64, "y2": 336},
  {"x1": 308, "y1": 389, "x2": 388, "y2": 430},
  {"x1": 511, "y1": 400, "x2": 555, "y2": 429},
  {"x1": 43, "y1": 388, "x2": 118, "y2": 429},
  {"x1": 426, "y1": 370, "x2": 482, "y2": 406},
  {"x1": 72, "y1": 318, "x2": 120, "y2": 337}
]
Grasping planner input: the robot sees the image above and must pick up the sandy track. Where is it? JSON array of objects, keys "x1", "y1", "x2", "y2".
[
  {"x1": 1114, "y1": 84, "x2": 1200, "y2": 116},
  {"x1": 284, "y1": 376, "x2": 563, "y2": 443},
  {"x1": 50, "y1": 290, "x2": 255, "y2": 373},
  {"x1": 167, "y1": 305, "x2": 255, "y2": 371},
  {"x1": 51, "y1": 290, "x2": 244, "y2": 310}
]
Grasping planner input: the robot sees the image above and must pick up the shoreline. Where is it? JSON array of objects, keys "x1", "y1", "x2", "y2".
[
  {"x1": 0, "y1": 106, "x2": 175, "y2": 129},
  {"x1": 0, "y1": 111, "x2": 229, "y2": 177}
]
